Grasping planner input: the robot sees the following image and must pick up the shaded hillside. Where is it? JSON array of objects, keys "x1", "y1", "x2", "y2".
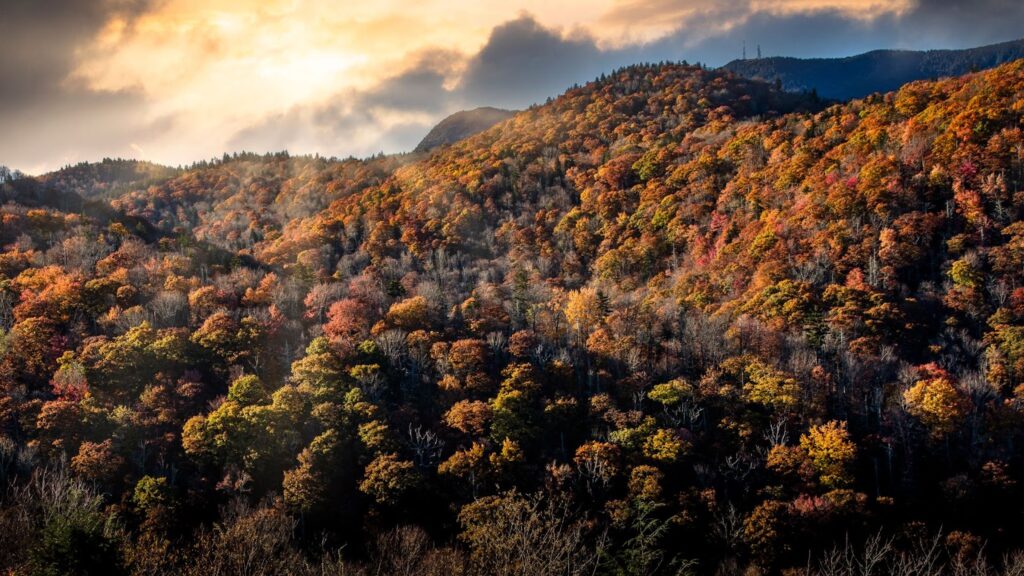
[
  {"x1": 39, "y1": 158, "x2": 181, "y2": 200},
  {"x1": 1, "y1": 170, "x2": 163, "y2": 243},
  {"x1": 724, "y1": 37, "x2": 1024, "y2": 99},
  {"x1": 413, "y1": 107, "x2": 516, "y2": 152},
  {"x1": 4, "y1": 61, "x2": 1024, "y2": 575}
]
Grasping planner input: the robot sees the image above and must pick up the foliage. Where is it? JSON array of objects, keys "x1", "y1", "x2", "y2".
[{"x1": 3, "y1": 59, "x2": 1024, "y2": 574}]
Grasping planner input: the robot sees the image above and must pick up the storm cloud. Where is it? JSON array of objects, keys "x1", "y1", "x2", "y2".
[
  {"x1": 0, "y1": 0, "x2": 174, "y2": 171},
  {"x1": 458, "y1": 17, "x2": 633, "y2": 109}
]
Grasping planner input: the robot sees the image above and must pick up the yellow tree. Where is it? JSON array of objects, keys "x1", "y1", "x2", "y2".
[
  {"x1": 903, "y1": 363, "x2": 970, "y2": 438},
  {"x1": 385, "y1": 296, "x2": 432, "y2": 331},
  {"x1": 799, "y1": 420, "x2": 856, "y2": 489},
  {"x1": 642, "y1": 428, "x2": 688, "y2": 464},
  {"x1": 564, "y1": 287, "x2": 604, "y2": 342},
  {"x1": 359, "y1": 453, "x2": 420, "y2": 506},
  {"x1": 439, "y1": 442, "x2": 489, "y2": 497}
]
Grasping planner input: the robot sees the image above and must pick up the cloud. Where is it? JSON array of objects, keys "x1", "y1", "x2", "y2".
[
  {"x1": 0, "y1": 0, "x2": 170, "y2": 172},
  {"x1": 900, "y1": 0, "x2": 1024, "y2": 47},
  {"x1": 458, "y1": 17, "x2": 624, "y2": 109},
  {"x1": 0, "y1": 0, "x2": 154, "y2": 107},
  {"x1": 228, "y1": 53, "x2": 461, "y2": 157},
  {"x1": 664, "y1": 9, "x2": 901, "y2": 63},
  {"x1": 226, "y1": 17, "x2": 629, "y2": 155}
]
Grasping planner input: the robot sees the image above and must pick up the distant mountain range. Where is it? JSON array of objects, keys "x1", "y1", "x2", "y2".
[
  {"x1": 723, "y1": 37, "x2": 1024, "y2": 100},
  {"x1": 414, "y1": 107, "x2": 515, "y2": 152}
]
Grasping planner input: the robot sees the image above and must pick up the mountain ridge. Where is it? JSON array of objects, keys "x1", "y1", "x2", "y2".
[{"x1": 723, "y1": 36, "x2": 1024, "y2": 99}]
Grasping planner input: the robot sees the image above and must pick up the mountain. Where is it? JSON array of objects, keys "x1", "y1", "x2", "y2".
[
  {"x1": 413, "y1": 106, "x2": 516, "y2": 152},
  {"x1": 723, "y1": 37, "x2": 1024, "y2": 100},
  {"x1": 5, "y1": 60, "x2": 1024, "y2": 574}
]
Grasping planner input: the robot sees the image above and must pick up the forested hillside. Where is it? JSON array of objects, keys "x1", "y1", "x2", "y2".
[{"x1": 3, "y1": 59, "x2": 1024, "y2": 575}]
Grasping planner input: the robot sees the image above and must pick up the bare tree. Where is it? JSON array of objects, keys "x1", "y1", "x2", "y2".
[
  {"x1": 184, "y1": 499, "x2": 305, "y2": 576},
  {"x1": 407, "y1": 425, "x2": 445, "y2": 469},
  {"x1": 459, "y1": 492, "x2": 606, "y2": 576},
  {"x1": 150, "y1": 290, "x2": 188, "y2": 327},
  {"x1": 377, "y1": 329, "x2": 409, "y2": 368}
]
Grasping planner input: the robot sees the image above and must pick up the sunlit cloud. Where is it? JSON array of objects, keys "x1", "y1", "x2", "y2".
[{"x1": 591, "y1": 0, "x2": 912, "y2": 46}]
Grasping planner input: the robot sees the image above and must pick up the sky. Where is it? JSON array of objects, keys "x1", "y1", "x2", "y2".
[{"x1": 1, "y1": 0, "x2": 1022, "y2": 174}]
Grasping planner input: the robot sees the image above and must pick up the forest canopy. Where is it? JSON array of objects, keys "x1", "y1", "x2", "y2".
[{"x1": 3, "y1": 59, "x2": 1024, "y2": 574}]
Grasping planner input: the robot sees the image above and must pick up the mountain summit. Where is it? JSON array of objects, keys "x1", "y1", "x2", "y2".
[{"x1": 414, "y1": 107, "x2": 516, "y2": 152}]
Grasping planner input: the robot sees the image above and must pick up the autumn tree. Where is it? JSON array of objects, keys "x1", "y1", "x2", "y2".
[
  {"x1": 359, "y1": 453, "x2": 420, "y2": 506},
  {"x1": 903, "y1": 364, "x2": 970, "y2": 438},
  {"x1": 799, "y1": 421, "x2": 857, "y2": 489}
]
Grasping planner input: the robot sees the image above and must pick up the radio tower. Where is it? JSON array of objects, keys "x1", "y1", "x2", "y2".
[{"x1": 742, "y1": 41, "x2": 747, "y2": 60}]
